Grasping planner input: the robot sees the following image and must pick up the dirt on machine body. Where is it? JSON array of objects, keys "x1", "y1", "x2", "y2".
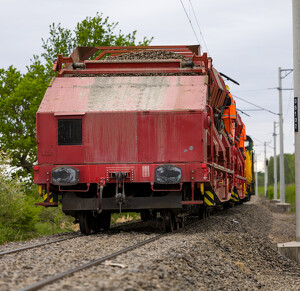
[{"x1": 34, "y1": 45, "x2": 255, "y2": 234}]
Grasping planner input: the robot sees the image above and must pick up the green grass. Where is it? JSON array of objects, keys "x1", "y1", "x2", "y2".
[{"x1": 258, "y1": 184, "x2": 296, "y2": 213}]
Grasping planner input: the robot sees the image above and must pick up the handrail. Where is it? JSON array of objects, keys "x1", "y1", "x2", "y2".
[
  {"x1": 206, "y1": 105, "x2": 214, "y2": 162},
  {"x1": 150, "y1": 182, "x2": 183, "y2": 192},
  {"x1": 59, "y1": 183, "x2": 90, "y2": 192}
]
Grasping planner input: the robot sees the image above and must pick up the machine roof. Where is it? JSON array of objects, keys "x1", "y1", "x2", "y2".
[{"x1": 38, "y1": 76, "x2": 207, "y2": 114}]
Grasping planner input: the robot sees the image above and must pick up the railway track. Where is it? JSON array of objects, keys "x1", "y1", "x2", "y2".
[
  {"x1": 0, "y1": 234, "x2": 82, "y2": 257},
  {"x1": 0, "y1": 204, "x2": 253, "y2": 291},
  {"x1": 1, "y1": 210, "x2": 235, "y2": 290},
  {"x1": 17, "y1": 216, "x2": 198, "y2": 291},
  {"x1": 19, "y1": 232, "x2": 166, "y2": 291},
  {"x1": 0, "y1": 219, "x2": 142, "y2": 258}
]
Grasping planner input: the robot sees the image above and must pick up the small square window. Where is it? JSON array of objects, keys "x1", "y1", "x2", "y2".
[{"x1": 58, "y1": 119, "x2": 82, "y2": 145}]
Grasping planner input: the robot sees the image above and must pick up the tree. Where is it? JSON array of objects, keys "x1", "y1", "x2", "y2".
[
  {"x1": 0, "y1": 13, "x2": 153, "y2": 178},
  {"x1": 0, "y1": 58, "x2": 49, "y2": 177},
  {"x1": 42, "y1": 13, "x2": 153, "y2": 71},
  {"x1": 267, "y1": 153, "x2": 295, "y2": 186}
]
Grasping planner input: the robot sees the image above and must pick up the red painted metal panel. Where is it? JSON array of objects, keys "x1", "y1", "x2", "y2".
[
  {"x1": 34, "y1": 162, "x2": 209, "y2": 185},
  {"x1": 84, "y1": 113, "x2": 138, "y2": 163},
  {"x1": 39, "y1": 77, "x2": 93, "y2": 114},
  {"x1": 59, "y1": 68, "x2": 203, "y2": 76},
  {"x1": 37, "y1": 111, "x2": 205, "y2": 166},
  {"x1": 38, "y1": 76, "x2": 207, "y2": 114},
  {"x1": 36, "y1": 113, "x2": 57, "y2": 164},
  {"x1": 85, "y1": 60, "x2": 181, "y2": 69},
  {"x1": 137, "y1": 112, "x2": 204, "y2": 163},
  {"x1": 37, "y1": 113, "x2": 85, "y2": 165}
]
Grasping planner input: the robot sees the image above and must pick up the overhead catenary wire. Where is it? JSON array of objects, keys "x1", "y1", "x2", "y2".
[
  {"x1": 232, "y1": 94, "x2": 279, "y2": 116},
  {"x1": 236, "y1": 108, "x2": 250, "y2": 117},
  {"x1": 252, "y1": 136, "x2": 266, "y2": 145},
  {"x1": 179, "y1": 0, "x2": 201, "y2": 45},
  {"x1": 187, "y1": 0, "x2": 210, "y2": 54}
]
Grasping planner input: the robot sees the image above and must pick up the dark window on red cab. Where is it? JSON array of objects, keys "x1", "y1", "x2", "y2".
[{"x1": 58, "y1": 119, "x2": 82, "y2": 145}]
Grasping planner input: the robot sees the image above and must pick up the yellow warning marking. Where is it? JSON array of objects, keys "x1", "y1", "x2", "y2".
[
  {"x1": 200, "y1": 183, "x2": 204, "y2": 194},
  {"x1": 38, "y1": 185, "x2": 43, "y2": 196},
  {"x1": 204, "y1": 198, "x2": 214, "y2": 206},
  {"x1": 204, "y1": 191, "x2": 214, "y2": 206},
  {"x1": 230, "y1": 191, "x2": 239, "y2": 202},
  {"x1": 43, "y1": 192, "x2": 53, "y2": 202},
  {"x1": 206, "y1": 191, "x2": 214, "y2": 200}
]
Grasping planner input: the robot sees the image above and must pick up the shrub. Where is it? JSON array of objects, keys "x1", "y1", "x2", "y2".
[
  {"x1": 0, "y1": 162, "x2": 39, "y2": 244},
  {"x1": 0, "y1": 156, "x2": 74, "y2": 244}
]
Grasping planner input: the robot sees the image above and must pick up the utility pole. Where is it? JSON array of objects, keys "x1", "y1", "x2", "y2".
[
  {"x1": 273, "y1": 122, "x2": 278, "y2": 200},
  {"x1": 278, "y1": 67, "x2": 285, "y2": 203},
  {"x1": 294, "y1": 0, "x2": 300, "y2": 242},
  {"x1": 278, "y1": 67, "x2": 293, "y2": 203},
  {"x1": 264, "y1": 142, "x2": 268, "y2": 197},
  {"x1": 277, "y1": 0, "x2": 300, "y2": 263}
]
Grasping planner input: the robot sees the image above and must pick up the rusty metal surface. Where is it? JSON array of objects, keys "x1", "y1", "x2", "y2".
[
  {"x1": 38, "y1": 76, "x2": 207, "y2": 114},
  {"x1": 36, "y1": 111, "x2": 205, "y2": 165},
  {"x1": 35, "y1": 45, "x2": 249, "y2": 206},
  {"x1": 61, "y1": 194, "x2": 182, "y2": 211}
]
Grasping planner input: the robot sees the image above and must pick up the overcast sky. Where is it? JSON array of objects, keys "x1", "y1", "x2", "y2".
[{"x1": 0, "y1": 0, "x2": 294, "y2": 171}]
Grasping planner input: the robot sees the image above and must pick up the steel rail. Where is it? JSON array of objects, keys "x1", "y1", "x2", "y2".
[
  {"x1": 15, "y1": 207, "x2": 245, "y2": 290},
  {"x1": 0, "y1": 220, "x2": 142, "y2": 258},
  {"x1": 0, "y1": 234, "x2": 82, "y2": 257},
  {"x1": 19, "y1": 233, "x2": 166, "y2": 291}
]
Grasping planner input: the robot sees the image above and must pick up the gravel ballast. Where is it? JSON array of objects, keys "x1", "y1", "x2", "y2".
[{"x1": 1, "y1": 196, "x2": 300, "y2": 290}]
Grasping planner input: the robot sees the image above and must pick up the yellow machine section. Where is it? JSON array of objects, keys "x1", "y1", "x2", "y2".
[{"x1": 245, "y1": 149, "x2": 253, "y2": 183}]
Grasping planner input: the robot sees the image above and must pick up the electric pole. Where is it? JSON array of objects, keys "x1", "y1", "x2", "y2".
[
  {"x1": 293, "y1": 0, "x2": 300, "y2": 241},
  {"x1": 278, "y1": 67, "x2": 285, "y2": 203},
  {"x1": 278, "y1": 67, "x2": 293, "y2": 203},
  {"x1": 277, "y1": 0, "x2": 300, "y2": 264},
  {"x1": 273, "y1": 122, "x2": 278, "y2": 200},
  {"x1": 264, "y1": 142, "x2": 268, "y2": 197}
]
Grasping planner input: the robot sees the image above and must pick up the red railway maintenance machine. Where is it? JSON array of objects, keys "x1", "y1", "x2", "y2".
[{"x1": 34, "y1": 45, "x2": 249, "y2": 234}]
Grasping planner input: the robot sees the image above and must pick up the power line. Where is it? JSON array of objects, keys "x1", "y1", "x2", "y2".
[
  {"x1": 239, "y1": 109, "x2": 264, "y2": 112},
  {"x1": 179, "y1": 0, "x2": 201, "y2": 45},
  {"x1": 188, "y1": 0, "x2": 210, "y2": 54},
  {"x1": 236, "y1": 108, "x2": 250, "y2": 117},
  {"x1": 232, "y1": 94, "x2": 278, "y2": 116},
  {"x1": 252, "y1": 136, "x2": 266, "y2": 145},
  {"x1": 234, "y1": 88, "x2": 270, "y2": 93}
]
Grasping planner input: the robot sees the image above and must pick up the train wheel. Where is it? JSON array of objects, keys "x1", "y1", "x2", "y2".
[
  {"x1": 91, "y1": 215, "x2": 101, "y2": 233},
  {"x1": 198, "y1": 206, "x2": 205, "y2": 220},
  {"x1": 223, "y1": 202, "x2": 230, "y2": 210},
  {"x1": 100, "y1": 211, "x2": 111, "y2": 230},
  {"x1": 176, "y1": 218, "x2": 184, "y2": 229},
  {"x1": 141, "y1": 210, "x2": 157, "y2": 221},
  {"x1": 79, "y1": 212, "x2": 92, "y2": 235},
  {"x1": 206, "y1": 208, "x2": 211, "y2": 217},
  {"x1": 150, "y1": 210, "x2": 158, "y2": 220},
  {"x1": 141, "y1": 210, "x2": 151, "y2": 221},
  {"x1": 162, "y1": 210, "x2": 175, "y2": 233}
]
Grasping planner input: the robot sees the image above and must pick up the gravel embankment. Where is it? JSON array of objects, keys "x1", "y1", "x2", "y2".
[
  {"x1": 0, "y1": 231, "x2": 79, "y2": 253},
  {"x1": 1, "y1": 196, "x2": 299, "y2": 290},
  {"x1": 0, "y1": 221, "x2": 160, "y2": 291},
  {"x1": 43, "y1": 196, "x2": 300, "y2": 291}
]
